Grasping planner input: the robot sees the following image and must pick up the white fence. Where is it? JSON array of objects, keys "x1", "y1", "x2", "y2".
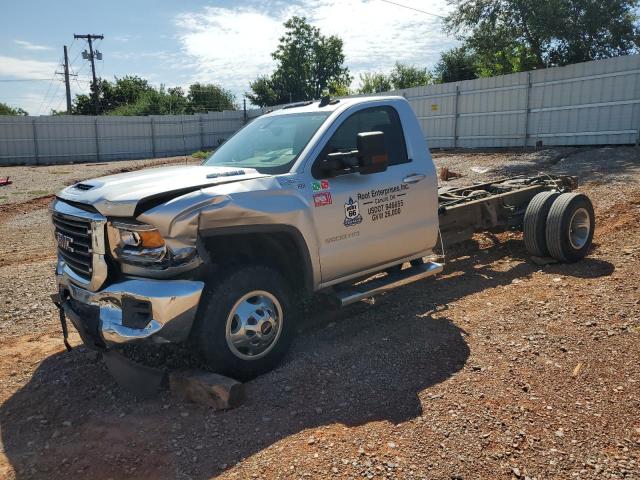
[
  {"x1": 394, "y1": 54, "x2": 640, "y2": 149},
  {"x1": 0, "y1": 110, "x2": 263, "y2": 165},
  {"x1": 1, "y1": 55, "x2": 639, "y2": 165}
]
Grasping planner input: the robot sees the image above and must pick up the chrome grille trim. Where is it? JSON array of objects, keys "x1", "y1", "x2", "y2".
[
  {"x1": 52, "y1": 212, "x2": 92, "y2": 278},
  {"x1": 52, "y1": 199, "x2": 108, "y2": 292}
]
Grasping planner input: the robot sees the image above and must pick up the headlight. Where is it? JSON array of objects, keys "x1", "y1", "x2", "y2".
[
  {"x1": 119, "y1": 229, "x2": 165, "y2": 249},
  {"x1": 108, "y1": 221, "x2": 167, "y2": 264}
]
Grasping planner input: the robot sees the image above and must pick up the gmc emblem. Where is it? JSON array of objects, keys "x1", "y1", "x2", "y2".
[{"x1": 56, "y1": 232, "x2": 74, "y2": 252}]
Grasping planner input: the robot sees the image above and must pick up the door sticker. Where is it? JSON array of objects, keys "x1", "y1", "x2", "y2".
[
  {"x1": 314, "y1": 191, "x2": 333, "y2": 207},
  {"x1": 312, "y1": 180, "x2": 330, "y2": 191},
  {"x1": 357, "y1": 183, "x2": 409, "y2": 222},
  {"x1": 343, "y1": 197, "x2": 363, "y2": 227}
]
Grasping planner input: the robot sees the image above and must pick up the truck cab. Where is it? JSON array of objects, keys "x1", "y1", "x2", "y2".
[{"x1": 52, "y1": 96, "x2": 441, "y2": 378}]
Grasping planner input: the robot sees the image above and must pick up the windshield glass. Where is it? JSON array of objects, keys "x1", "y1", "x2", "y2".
[{"x1": 203, "y1": 112, "x2": 331, "y2": 174}]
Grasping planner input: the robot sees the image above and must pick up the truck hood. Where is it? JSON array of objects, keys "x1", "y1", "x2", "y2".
[{"x1": 57, "y1": 165, "x2": 268, "y2": 217}]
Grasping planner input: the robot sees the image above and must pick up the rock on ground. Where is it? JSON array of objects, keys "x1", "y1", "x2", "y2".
[{"x1": 169, "y1": 370, "x2": 245, "y2": 410}]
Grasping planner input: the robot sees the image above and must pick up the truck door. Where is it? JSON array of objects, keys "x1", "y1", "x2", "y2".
[{"x1": 308, "y1": 105, "x2": 434, "y2": 283}]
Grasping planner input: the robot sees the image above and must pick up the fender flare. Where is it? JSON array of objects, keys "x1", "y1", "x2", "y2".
[{"x1": 199, "y1": 224, "x2": 315, "y2": 293}]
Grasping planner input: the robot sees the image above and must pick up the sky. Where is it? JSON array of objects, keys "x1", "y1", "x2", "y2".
[{"x1": 0, "y1": 0, "x2": 456, "y2": 114}]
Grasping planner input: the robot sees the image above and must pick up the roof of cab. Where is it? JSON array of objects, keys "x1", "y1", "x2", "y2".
[{"x1": 265, "y1": 95, "x2": 405, "y2": 116}]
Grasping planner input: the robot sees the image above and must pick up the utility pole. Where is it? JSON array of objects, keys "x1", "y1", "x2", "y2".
[
  {"x1": 74, "y1": 33, "x2": 104, "y2": 114},
  {"x1": 243, "y1": 98, "x2": 247, "y2": 123},
  {"x1": 55, "y1": 46, "x2": 77, "y2": 115},
  {"x1": 63, "y1": 45, "x2": 72, "y2": 114}
]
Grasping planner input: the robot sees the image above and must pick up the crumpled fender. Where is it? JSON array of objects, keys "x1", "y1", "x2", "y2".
[{"x1": 136, "y1": 176, "x2": 322, "y2": 289}]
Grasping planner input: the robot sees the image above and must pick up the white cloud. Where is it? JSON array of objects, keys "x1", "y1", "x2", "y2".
[
  {"x1": 22, "y1": 92, "x2": 53, "y2": 116},
  {"x1": 0, "y1": 56, "x2": 63, "y2": 115},
  {"x1": 0, "y1": 55, "x2": 58, "y2": 79},
  {"x1": 175, "y1": 6, "x2": 286, "y2": 93},
  {"x1": 175, "y1": 0, "x2": 456, "y2": 99},
  {"x1": 110, "y1": 50, "x2": 169, "y2": 61},
  {"x1": 14, "y1": 39, "x2": 54, "y2": 51},
  {"x1": 112, "y1": 35, "x2": 134, "y2": 43},
  {"x1": 306, "y1": 0, "x2": 453, "y2": 75}
]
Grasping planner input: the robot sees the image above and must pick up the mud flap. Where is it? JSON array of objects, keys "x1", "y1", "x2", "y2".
[
  {"x1": 102, "y1": 350, "x2": 167, "y2": 398},
  {"x1": 51, "y1": 293, "x2": 72, "y2": 352}
]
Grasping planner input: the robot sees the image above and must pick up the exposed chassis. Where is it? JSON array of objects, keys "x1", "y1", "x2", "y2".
[{"x1": 437, "y1": 174, "x2": 578, "y2": 247}]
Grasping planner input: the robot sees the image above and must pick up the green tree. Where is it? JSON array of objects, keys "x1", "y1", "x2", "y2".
[
  {"x1": 72, "y1": 76, "x2": 155, "y2": 115},
  {"x1": 186, "y1": 83, "x2": 235, "y2": 113},
  {"x1": 71, "y1": 77, "x2": 234, "y2": 116},
  {"x1": 0, "y1": 102, "x2": 28, "y2": 115},
  {"x1": 550, "y1": 0, "x2": 640, "y2": 64},
  {"x1": 445, "y1": 0, "x2": 640, "y2": 76},
  {"x1": 167, "y1": 87, "x2": 188, "y2": 114},
  {"x1": 433, "y1": 47, "x2": 478, "y2": 83},
  {"x1": 388, "y1": 62, "x2": 433, "y2": 89},
  {"x1": 358, "y1": 72, "x2": 393, "y2": 94},
  {"x1": 247, "y1": 76, "x2": 279, "y2": 107},
  {"x1": 247, "y1": 16, "x2": 352, "y2": 106},
  {"x1": 357, "y1": 62, "x2": 433, "y2": 94}
]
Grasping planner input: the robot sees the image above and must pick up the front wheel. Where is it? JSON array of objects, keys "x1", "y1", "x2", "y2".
[{"x1": 195, "y1": 265, "x2": 296, "y2": 380}]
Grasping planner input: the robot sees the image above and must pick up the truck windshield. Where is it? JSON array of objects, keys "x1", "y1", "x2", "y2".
[{"x1": 203, "y1": 112, "x2": 331, "y2": 174}]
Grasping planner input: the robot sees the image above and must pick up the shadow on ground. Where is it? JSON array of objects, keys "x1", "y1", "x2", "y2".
[{"x1": 0, "y1": 238, "x2": 614, "y2": 479}]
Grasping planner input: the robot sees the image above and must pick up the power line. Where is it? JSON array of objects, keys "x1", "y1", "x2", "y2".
[
  {"x1": 42, "y1": 80, "x2": 63, "y2": 115},
  {"x1": 69, "y1": 45, "x2": 83, "y2": 69},
  {"x1": 36, "y1": 71, "x2": 62, "y2": 115},
  {"x1": 378, "y1": 0, "x2": 446, "y2": 19},
  {"x1": 0, "y1": 78, "x2": 59, "y2": 82}
]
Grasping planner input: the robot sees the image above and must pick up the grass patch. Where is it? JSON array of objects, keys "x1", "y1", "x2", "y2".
[
  {"x1": 191, "y1": 150, "x2": 212, "y2": 160},
  {"x1": 27, "y1": 190, "x2": 50, "y2": 196}
]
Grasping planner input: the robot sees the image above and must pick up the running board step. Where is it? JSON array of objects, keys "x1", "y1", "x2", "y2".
[{"x1": 336, "y1": 261, "x2": 443, "y2": 307}]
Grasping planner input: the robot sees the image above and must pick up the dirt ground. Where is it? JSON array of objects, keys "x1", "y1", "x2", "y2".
[{"x1": 0, "y1": 147, "x2": 638, "y2": 480}]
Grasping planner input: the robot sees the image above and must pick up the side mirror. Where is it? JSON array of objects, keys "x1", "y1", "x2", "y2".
[{"x1": 357, "y1": 131, "x2": 388, "y2": 175}]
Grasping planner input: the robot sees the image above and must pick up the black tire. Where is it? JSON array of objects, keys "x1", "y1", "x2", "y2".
[
  {"x1": 523, "y1": 191, "x2": 560, "y2": 257},
  {"x1": 194, "y1": 265, "x2": 296, "y2": 380},
  {"x1": 545, "y1": 193, "x2": 595, "y2": 262}
]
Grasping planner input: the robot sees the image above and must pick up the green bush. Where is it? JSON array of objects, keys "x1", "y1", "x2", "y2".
[{"x1": 191, "y1": 150, "x2": 213, "y2": 160}]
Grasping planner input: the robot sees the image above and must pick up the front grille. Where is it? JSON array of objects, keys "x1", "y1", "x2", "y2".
[{"x1": 53, "y1": 212, "x2": 93, "y2": 281}]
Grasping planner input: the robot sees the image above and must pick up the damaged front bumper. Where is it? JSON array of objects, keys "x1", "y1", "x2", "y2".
[{"x1": 55, "y1": 260, "x2": 204, "y2": 349}]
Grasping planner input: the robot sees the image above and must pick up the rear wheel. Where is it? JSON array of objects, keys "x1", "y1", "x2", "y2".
[
  {"x1": 523, "y1": 191, "x2": 560, "y2": 257},
  {"x1": 195, "y1": 265, "x2": 296, "y2": 380},
  {"x1": 545, "y1": 193, "x2": 595, "y2": 262}
]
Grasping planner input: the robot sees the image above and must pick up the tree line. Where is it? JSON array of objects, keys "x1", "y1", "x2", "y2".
[
  {"x1": 68, "y1": 77, "x2": 235, "y2": 116},
  {"x1": 2, "y1": 0, "x2": 638, "y2": 115},
  {"x1": 0, "y1": 78, "x2": 236, "y2": 117}
]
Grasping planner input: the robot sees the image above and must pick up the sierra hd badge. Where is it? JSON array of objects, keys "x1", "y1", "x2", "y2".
[{"x1": 344, "y1": 197, "x2": 363, "y2": 227}]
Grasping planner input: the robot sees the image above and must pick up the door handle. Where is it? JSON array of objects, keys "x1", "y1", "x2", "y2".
[{"x1": 402, "y1": 173, "x2": 426, "y2": 184}]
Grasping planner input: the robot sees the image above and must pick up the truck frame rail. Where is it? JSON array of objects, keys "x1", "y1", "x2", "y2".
[{"x1": 438, "y1": 174, "x2": 577, "y2": 248}]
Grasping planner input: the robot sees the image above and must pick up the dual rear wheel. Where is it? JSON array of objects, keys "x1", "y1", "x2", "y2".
[{"x1": 523, "y1": 192, "x2": 595, "y2": 262}]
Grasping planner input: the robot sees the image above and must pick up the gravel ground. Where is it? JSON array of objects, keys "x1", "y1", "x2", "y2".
[
  {"x1": 0, "y1": 156, "x2": 199, "y2": 340},
  {"x1": 0, "y1": 147, "x2": 639, "y2": 480},
  {"x1": 0, "y1": 155, "x2": 198, "y2": 207}
]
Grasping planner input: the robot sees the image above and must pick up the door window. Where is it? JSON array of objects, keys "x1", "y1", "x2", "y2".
[{"x1": 312, "y1": 106, "x2": 409, "y2": 178}]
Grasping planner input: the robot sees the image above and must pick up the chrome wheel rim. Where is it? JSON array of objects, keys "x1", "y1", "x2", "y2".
[
  {"x1": 569, "y1": 207, "x2": 591, "y2": 249},
  {"x1": 225, "y1": 290, "x2": 283, "y2": 360}
]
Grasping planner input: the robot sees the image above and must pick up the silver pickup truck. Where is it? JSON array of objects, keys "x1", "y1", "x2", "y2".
[{"x1": 52, "y1": 96, "x2": 594, "y2": 379}]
